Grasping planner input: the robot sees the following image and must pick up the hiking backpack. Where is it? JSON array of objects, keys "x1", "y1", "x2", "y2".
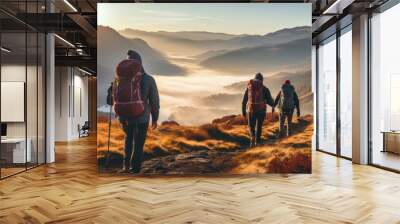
[
  {"x1": 112, "y1": 59, "x2": 145, "y2": 118},
  {"x1": 246, "y1": 79, "x2": 266, "y2": 113},
  {"x1": 279, "y1": 83, "x2": 295, "y2": 111}
]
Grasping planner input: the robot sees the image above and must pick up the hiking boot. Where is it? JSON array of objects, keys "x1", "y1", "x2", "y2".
[
  {"x1": 118, "y1": 163, "x2": 130, "y2": 173},
  {"x1": 250, "y1": 137, "x2": 256, "y2": 148},
  {"x1": 129, "y1": 168, "x2": 141, "y2": 174},
  {"x1": 118, "y1": 168, "x2": 130, "y2": 173},
  {"x1": 256, "y1": 139, "x2": 264, "y2": 146}
]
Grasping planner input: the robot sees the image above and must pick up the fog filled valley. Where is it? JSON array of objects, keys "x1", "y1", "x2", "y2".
[{"x1": 97, "y1": 25, "x2": 313, "y2": 125}]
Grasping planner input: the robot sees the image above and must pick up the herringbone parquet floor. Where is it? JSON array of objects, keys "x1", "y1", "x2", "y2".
[{"x1": 1, "y1": 136, "x2": 400, "y2": 224}]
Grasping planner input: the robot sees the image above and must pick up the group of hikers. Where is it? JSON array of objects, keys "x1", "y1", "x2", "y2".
[
  {"x1": 242, "y1": 72, "x2": 300, "y2": 147},
  {"x1": 107, "y1": 50, "x2": 300, "y2": 173}
]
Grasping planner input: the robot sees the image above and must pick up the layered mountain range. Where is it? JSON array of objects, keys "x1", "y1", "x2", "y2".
[{"x1": 97, "y1": 25, "x2": 313, "y2": 122}]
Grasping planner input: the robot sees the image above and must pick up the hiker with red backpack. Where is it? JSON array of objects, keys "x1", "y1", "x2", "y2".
[
  {"x1": 242, "y1": 73, "x2": 274, "y2": 147},
  {"x1": 110, "y1": 50, "x2": 160, "y2": 174},
  {"x1": 274, "y1": 80, "x2": 300, "y2": 137}
]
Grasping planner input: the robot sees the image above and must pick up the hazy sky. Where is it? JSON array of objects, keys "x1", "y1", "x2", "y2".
[{"x1": 98, "y1": 3, "x2": 311, "y2": 35}]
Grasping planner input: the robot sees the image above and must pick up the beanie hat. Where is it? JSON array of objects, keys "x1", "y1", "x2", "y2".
[
  {"x1": 127, "y1": 50, "x2": 142, "y2": 63},
  {"x1": 255, "y1": 73, "x2": 263, "y2": 81}
]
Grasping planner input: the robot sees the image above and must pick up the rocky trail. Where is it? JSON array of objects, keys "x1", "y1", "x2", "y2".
[{"x1": 97, "y1": 114, "x2": 313, "y2": 174}]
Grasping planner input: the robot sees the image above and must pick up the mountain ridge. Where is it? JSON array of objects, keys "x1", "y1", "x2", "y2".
[
  {"x1": 119, "y1": 26, "x2": 311, "y2": 55},
  {"x1": 199, "y1": 38, "x2": 311, "y2": 74}
]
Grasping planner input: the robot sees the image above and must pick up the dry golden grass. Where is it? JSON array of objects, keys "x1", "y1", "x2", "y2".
[
  {"x1": 231, "y1": 119, "x2": 313, "y2": 174},
  {"x1": 97, "y1": 113, "x2": 313, "y2": 174}
]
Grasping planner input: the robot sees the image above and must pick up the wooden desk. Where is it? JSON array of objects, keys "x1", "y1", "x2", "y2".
[
  {"x1": 1, "y1": 138, "x2": 31, "y2": 163},
  {"x1": 382, "y1": 131, "x2": 400, "y2": 154}
]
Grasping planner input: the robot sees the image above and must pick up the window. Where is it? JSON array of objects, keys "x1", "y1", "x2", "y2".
[
  {"x1": 339, "y1": 27, "x2": 352, "y2": 158},
  {"x1": 370, "y1": 3, "x2": 400, "y2": 171},
  {"x1": 390, "y1": 74, "x2": 400, "y2": 130},
  {"x1": 317, "y1": 35, "x2": 337, "y2": 154}
]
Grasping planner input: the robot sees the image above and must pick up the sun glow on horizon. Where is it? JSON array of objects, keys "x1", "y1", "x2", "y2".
[{"x1": 98, "y1": 3, "x2": 311, "y2": 36}]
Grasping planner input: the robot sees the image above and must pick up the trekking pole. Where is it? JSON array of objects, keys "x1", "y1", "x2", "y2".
[{"x1": 105, "y1": 82, "x2": 113, "y2": 170}]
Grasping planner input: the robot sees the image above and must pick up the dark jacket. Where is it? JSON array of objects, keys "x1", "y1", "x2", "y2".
[
  {"x1": 274, "y1": 85, "x2": 300, "y2": 114},
  {"x1": 242, "y1": 84, "x2": 274, "y2": 116},
  {"x1": 113, "y1": 73, "x2": 160, "y2": 124}
]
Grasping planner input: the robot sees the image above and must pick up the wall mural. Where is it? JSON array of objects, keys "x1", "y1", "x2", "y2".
[{"x1": 97, "y1": 3, "x2": 313, "y2": 174}]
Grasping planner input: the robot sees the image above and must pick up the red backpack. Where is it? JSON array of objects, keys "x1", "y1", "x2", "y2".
[
  {"x1": 113, "y1": 59, "x2": 145, "y2": 118},
  {"x1": 246, "y1": 79, "x2": 265, "y2": 113}
]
